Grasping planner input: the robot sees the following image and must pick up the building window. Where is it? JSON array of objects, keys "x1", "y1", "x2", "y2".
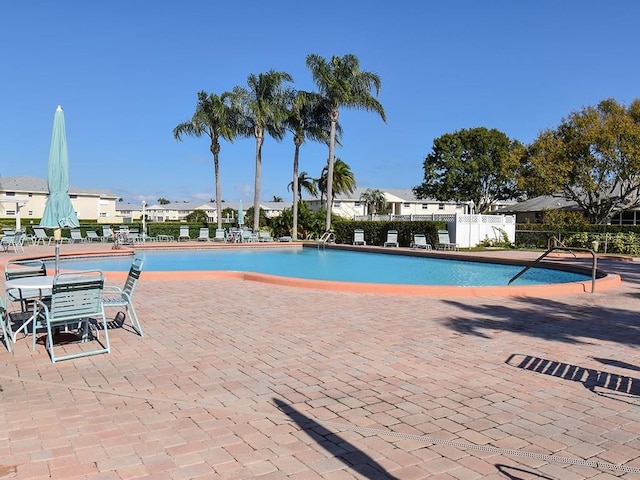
[
  {"x1": 421, "y1": 204, "x2": 429, "y2": 210},
  {"x1": 99, "y1": 212, "x2": 107, "y2": 218},
  {"x1": 403, "y1": 203, "x2": 410, "y2": 207},
  {"x1": 5, "y1": 192, "x2": 15, "y2": 196},
  {"x1": 28, "y1": 210, "x2": 33, "y2": 216},
  {"x1": 28, "y1": 193, "x2": 33, "y2": 197},
  {"x1": 354, "y1": 201, "x2": 361, "y2": 207},
  {"x1": 334, "y1": 201, "x2": 341, "y2": 207},
  {"x1": 70, "y1": 194, "x2": 78, "y2": 199},
  {"x1": 6, "y1": 210, "x2": 15, "y2": 216},
  {"x1": 438, "y1": 203, "x2": 445, "y2": 210}
]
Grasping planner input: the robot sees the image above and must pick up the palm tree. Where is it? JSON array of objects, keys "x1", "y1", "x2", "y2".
[
  {"x1": 360, "y1": 188, "x2": 387, "y2": 215},
  {"x1": 284, "y1": 90, "x2": 334, "y2": 240},
  {"x1": 229, "y1": 70, "x2": 293, "y2": 231},
  {"x1": 173, "y1": 91, "x2": 236, "y2": 229},
  {"x1": 318, "y1": 158, "x2": 356, "y2": 204},
  {"x1": 306, "y1": 53, "x2": 386, "y2": 231},
  {"x1": 288, "y1": 171, "x2": 318, "y2": 200}
]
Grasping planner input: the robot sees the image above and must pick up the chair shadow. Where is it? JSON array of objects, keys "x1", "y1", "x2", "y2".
[
  {"x1": 506, "y1": 354, "x2": 640, "y2": 402},
  {"x1": 272, "y1": 398, "x2": 399, "y2": 480},
  {"x1": 496, "y1": 463, "x2": 556, "y2": 479}
]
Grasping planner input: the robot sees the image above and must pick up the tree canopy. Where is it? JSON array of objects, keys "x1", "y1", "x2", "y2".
[
  {"x1": 519, "y1": 98, "x2": 640, "y2": 224},
  {"x1": 413, "y1": 127, "x2": 522, "y2": 213}
]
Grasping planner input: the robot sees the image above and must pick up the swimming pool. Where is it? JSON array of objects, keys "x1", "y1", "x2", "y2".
[{"x1": 50, "y1": 247, "x2": 592, "y2": 287}]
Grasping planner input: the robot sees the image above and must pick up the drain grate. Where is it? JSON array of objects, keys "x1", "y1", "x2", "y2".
[{"x1": 321, "y1": 420, "x2": 640, "y2": 474}]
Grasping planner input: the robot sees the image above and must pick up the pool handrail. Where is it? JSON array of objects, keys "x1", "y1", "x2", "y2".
[{"x1": 508, "y1": 246, "x2": 597, "y2": 293}]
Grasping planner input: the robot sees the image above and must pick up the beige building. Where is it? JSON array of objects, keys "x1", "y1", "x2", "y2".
[
  {"x1": 0, "y1": 176, "x2": 118, "y2": 229},
  {"x1": 305, "y1": 188, "x2": 470, "y2": 219}
]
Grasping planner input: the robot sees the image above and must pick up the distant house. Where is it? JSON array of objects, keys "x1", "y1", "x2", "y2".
[
  {"x1": 305, "y1": 188, "x2": 470, "y2": 219},
  {"x1": 0, "y1": 176, "x2": 118, "y2": 227},
  {"x1": 115, "y1": 200, "x2": 291, "y2": 223},
  {"x1": 496, "y1": 194, "x2": 640, "y2": 225}
]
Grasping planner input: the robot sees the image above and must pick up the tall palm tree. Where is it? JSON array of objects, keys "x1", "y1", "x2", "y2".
[
  {"x1": 173, "y1": 91, "x2": 237, "y2": 229},
  {"x1": 318, "y1": 158, "x2": 356, "y2": 204},
  {"x1": 306, "y1": 53, "x2": 386, "y2": 231},
  {"x1": 284, "y1": 90, "x2": 334, "y2": 240},
  {"x1": 229, "y1": 70, "x2": 293, "y2": 231},
  {"x1": 360, "y1": 188, "x2": 387, "y2": 215}
]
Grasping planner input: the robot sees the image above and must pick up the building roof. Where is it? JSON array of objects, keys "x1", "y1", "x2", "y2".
[
  {"x1": 495, "y1": 195, "x2": 581, "y2": 213},
  {"x1": 0, "y1": 175, "x2": 118, "y2": 198}
]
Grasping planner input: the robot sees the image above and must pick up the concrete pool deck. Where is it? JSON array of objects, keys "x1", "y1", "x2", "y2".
[{"x1": 1, "y1": 242, "x2": 639, "y2": 478}]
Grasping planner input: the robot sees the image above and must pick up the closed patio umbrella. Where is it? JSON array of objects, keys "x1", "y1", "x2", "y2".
[
  {"x1": 40, "y1": 105, "x2": 79, "y2": 274},
  {"x1": 237, "y1": 200, "x2": 244, "y2": 227}
]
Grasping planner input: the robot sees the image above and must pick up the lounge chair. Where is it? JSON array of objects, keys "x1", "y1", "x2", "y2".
[
  {"x1": 197, "y1": 228, "x2": 211, "y2": 241},
  {"x1": 32, "y1": 270, "x2": 110, "y2": 363},
  {"x1": 102, "y1": 257, "x2": 144, "y2": 336},
  {"x1": 213, "y1": 228, "x2": 226, "y2": 242},
  {"x1": 411, "y1": 233, "x2": 432, "y2": 250},
  {"x1": 437, "y1": 230, "x2": 459, "y2": 250},
  {"x1": 100, "y1": 226, "x2": 114, "y2": 242},
  {"x1": 32, "y1": 227, "x2": 52, "y2": 245},
  {"x1": 178, "y1": 225, "x2": 191, "y2": 241},
  {"x1": 353, "y1": 229, "x2": 366, "y2": 246},
  {"x1": 1, "y1": 231, "x2": 25, "y2": 253},
  {"x1": 383, "y1": 230, "x2": 399, "y2": 247},
  {"x1": 258, "y1": 230, "x2": 273, "y2": 242},
  {"x1": 241, "y1": 229, "x2": 256, "y2": 243},
  {"x1": 70, "y1": 229, "x2": 86, "y2": 243},
  {"x1": 86, "y1": 230, "x2": 101, "y2": 242}
]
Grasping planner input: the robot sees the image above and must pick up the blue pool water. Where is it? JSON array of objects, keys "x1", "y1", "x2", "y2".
[{"x1": 50, "y1": 248, "x2": 591, "y2": 287}]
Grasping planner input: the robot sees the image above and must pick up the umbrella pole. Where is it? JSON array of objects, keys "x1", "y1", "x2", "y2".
[{"x1": 54, "y1": 228, "x2": 61, "y2": 275}]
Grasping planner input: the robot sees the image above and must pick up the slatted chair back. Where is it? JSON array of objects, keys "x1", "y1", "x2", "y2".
[
  {"x1": 36, "y1": 270, "x2": 110, "y2": 362},
  {"x1": 86, "y1": 230, "x2": 101, "y2": 242},
  {"x1": 0, "y1": 295, "x2": 11, "y2": 352},
  {"x1": 33, "y1": 227, "x2": 51, "y2": 245},
  {"x1": 102, "y1": 257, "x2": 144, "y2": 336}
]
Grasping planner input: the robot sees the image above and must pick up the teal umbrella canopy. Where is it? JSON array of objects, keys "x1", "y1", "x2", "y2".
[
  {"x1": 237, "y1": 200, "x2": 244, "y2": 226},
  {"x1": 40, "y1": 106, "x2": 79, "y2": 229}
]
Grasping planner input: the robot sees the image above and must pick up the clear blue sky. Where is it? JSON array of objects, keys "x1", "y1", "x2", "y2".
[{"x1": 1, "y1": 1, "x2": 638, "y2": 206}]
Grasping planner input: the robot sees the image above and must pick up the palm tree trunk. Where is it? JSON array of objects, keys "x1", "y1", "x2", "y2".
[
  {"x1": 253, "y1": 131, "x2": 263, "y2": 231},
  {"x1": 292, "y1": 144, "x2": 301, "y2": 240},
  {"x1": 211, "y1": 141, "x2": 222, "y2": 229},
  {"x1": 325, "y1": 119, "x2": 337, "y2": 231}
]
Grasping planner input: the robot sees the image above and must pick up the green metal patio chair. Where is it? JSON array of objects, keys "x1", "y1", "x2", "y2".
[
  {"x1": 32, "y1": 270, "x2": 110, "y2": 363},
  {"x1": 102, "y1": 257, "x2": 144, "y2": 336}
]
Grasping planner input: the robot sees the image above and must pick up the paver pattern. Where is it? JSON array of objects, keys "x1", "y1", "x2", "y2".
[{"x1": 1, "y1": 243, "x2": 639, "y2": 479}]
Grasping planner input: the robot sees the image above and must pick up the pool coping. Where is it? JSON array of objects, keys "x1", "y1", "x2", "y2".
[{"x1": 3, "y1": 241, "x2": 622, "y2": 297}]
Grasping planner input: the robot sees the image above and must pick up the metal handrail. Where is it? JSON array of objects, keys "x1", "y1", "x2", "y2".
[
  {"x1": 317, "y1": 231, "x2": 335, "y2": 249},
  {"x1": 508, "y1": 246, "x2": 598, "y2": 293}
]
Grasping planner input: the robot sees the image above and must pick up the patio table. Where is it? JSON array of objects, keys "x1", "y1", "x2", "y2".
[{"x1": 4, "y1": 276, "x2": 54, "y2": 343}]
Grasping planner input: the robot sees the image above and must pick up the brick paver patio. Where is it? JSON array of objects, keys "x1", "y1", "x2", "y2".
[{"x1": 1, "y1": 243, "x2": 639, "y2": 479}]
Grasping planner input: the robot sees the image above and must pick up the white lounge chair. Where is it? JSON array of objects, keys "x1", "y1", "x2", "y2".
[
  {"x1": 197, "y1": 228, "x2": 211, "y2": 241},
  {"x1": 1, "y1": 231, "x2": 25, "y2": 253},
  {"x1": 437, "y1": 230, "x2": 459, "y2": 250},
  {"x1": 258, "y1": 230, "x2": 273, "y2": 242},
  {"x1": 353, "y1": 229, "x2": 366, "y2": 246},
  {"x1": 411, "y1": 233, "x2": 432, "y2": 250},
  {"x1": 86, "y1": 230, "x2": 101, "y2": 242},
  {"x1": 383, "y1": 230, "x2": 399, "y2": 247},
  {"x1": 213, "y1": 228, "x2": 226, "y2": 242},
  {"x1": 102, "y1": 257, "x2": 144, "y2": 337},
  {"x1": 32, "y1": 227, "x2": 52, "y2": 245},
  {"x1": 178, "y1": 225, "x2": 191, "y2": 241},
  {"x1": 70, "y1": 229, "x2": 86, "y2": 243}
]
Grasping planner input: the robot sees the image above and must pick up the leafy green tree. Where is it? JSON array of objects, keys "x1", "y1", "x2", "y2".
[
  {"x1": 520, "y1": 98, "x2": 640, "y2": 224},
  {"x1": 360, "y1": 188, "x2": 387, "y2": 215},
  {"x1": 306, "y1": 53, "x2": 386, "y2": 231},
  {"x1": 229, "y1": 70, "x2": 293, "y2": 231},
  {"x1": 184, "y1": 209, "x2": 209, "y2": 224},
  {"x1": 173, "y1": 91, "x2": 237, "y2": 229},
  {"x1": 414, "y1": 127, "x2": 522, "y2": 214},
  {"x1": 284, "y1": 90, "x2": 335, "y2": 240},
  {"x1": 157, "y1": 197, "x2": 170, "y2": 205},
  {"x1": 318, "y1": 158, "x2": 356, "y2": 205}
]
